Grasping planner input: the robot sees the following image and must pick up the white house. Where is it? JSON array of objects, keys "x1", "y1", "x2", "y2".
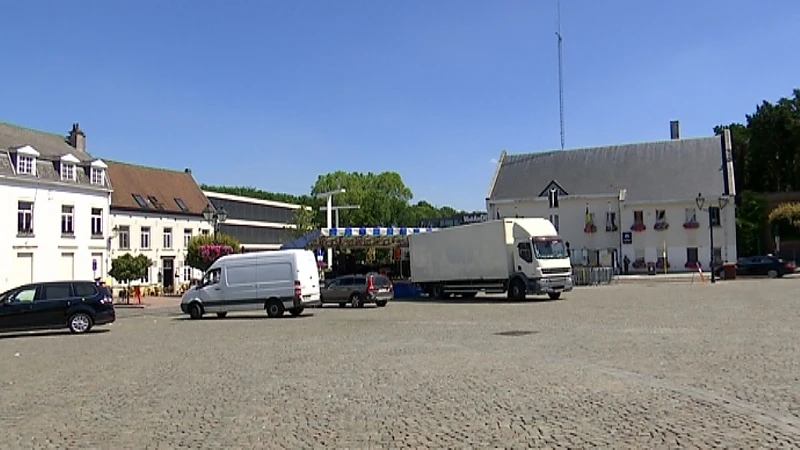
[
  {"x1": 0, "y1": 122, "x2": 112, "y2": 292},
  {"x1": 105, "y1": 162, "x2": 213, "y2": 292},
  {"x1": 486, "y1": 123, "x2": 737, "y2": 272}
]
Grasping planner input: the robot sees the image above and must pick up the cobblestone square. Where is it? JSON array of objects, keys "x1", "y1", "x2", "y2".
[{"x1": 1, "y1": 279, "x2": 799, "y2": 447}]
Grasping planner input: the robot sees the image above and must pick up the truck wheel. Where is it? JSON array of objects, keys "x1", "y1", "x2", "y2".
[
  {"x1": 508, "y1": 279, "x2": 526, "y2": 301},
  {"x1": 266, "y1": 300, "x2": 285, "y2": 318},
  {"x1": 432, "y1": 284, "x2": 450, "y2": 299},
  {"x1": 547, "y1": 292, "x2": 561, "y2": 300}
]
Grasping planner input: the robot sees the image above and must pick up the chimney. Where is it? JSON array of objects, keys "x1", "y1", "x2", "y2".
[
  {"x1": 669, "y1": 120, "x2": 680, "y2": 140},
  {"x1": 68, "y1": 123, "x2": 86, "y2": 151},
  {"x1": 184, "y1": 168, "x2": 192, "y2": 174}
]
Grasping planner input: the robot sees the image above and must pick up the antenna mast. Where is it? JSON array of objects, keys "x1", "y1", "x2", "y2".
[{"x1": 556, "y1": 0, "x2": 565, "y2": 150}]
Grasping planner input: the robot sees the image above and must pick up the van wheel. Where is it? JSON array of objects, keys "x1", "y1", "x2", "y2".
[
  {"x1": 508, "y1": 279, "x2": 526, "y2": 300},
  {"x1": 266, "y1": 300, "x2": 285, "y2": 318},
  {"x1": 189, "y1": 303, "x2": 204, "y2": 320},
  {"x1": 289, "y1": 307, "x2": 304, "y2": 316},
  {"x1": 376, "y1": 300, "x2": 388, "y2": 307},
  {"x1": 216, "y1": 312, "x2": 228, "y2": 318},
  {"x1": 350, "y1": 293, "x2": 363, "y2": 308},
  {"x1": 547, "y1": 292, "x2": 562, "y2": 300},
  {"x1": 338, "y1": 302, "x2": 346, "y2": 308}
]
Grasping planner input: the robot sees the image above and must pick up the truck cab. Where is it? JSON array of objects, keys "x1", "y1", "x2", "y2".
[{"x1": 512, "y1": 235, "x2": 572, "y2": 300}]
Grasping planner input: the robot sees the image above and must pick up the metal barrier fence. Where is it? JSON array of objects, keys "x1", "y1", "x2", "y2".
[{"x1": 572, "y1": 267, "x2": 615, "y2": 286}]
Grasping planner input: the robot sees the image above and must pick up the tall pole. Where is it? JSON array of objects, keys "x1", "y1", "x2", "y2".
[
  {"x1": 556, "y1": 0, "x2": 565, "y2": 150},
  {"x1": 326, "y1": 196, "x2": 333, "y2": 268},
  {"x1": 709, "y1": 209, "x2": 716, "y2": 284}
]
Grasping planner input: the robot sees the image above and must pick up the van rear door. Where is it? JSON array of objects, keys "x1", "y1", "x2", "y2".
[{"x1": 296, "y1": 251, "x2": 321, "y2": 299}]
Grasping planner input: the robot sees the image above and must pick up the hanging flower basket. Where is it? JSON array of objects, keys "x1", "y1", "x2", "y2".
[
  {"x1": 683, "y1": 221, "x2": 700, "y2": 229},
  {"x1": 654, "y1": 222, "x2": 669, "y2": 231},
  {"x1": 655, "y1": 258, "x2": 671, "y2": 270},
  {"x1": 583, "y1": 223, "x2": 597, "y2": 233},
  {"x1": 605, "y1": 225, "x2": 618, "y2": 232},
  {"x1": 684, "y1": 261, "x2": 700, "y2": 269},
  {"x1": 630, "y1": 223, "x2": 646, "y2": 232}
]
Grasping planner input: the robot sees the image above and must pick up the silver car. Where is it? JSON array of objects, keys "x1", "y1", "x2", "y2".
[{"x1": 320, "y1": 273, "x2": 393, "y2": 308}]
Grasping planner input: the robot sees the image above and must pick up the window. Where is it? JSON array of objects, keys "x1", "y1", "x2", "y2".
[
  {"x1": 141, "y1": 227, "x2": 151, "y2": 249},
  {"x1": 148, "y1": 196, "x2": 165, "y2": 210},
  {"x1": 91, "y1": 208, "x2": 103, "y2": 237},
  {"x1": 90, "y1": 167, "x2": 105, "y2": 185},
  {"x1": 17, "y1": 155, "x2": 34, "y2": 175},
  {"x1": 548, "y1": 189, "x2": 559, "y2": 209},
  {"x1": 655, "y1": 210, "x2": 666, "y2": 223},
  {"x1": 163, "y1": 228, "x2": 173, "y2": 249},
  {"x1": 202, "y1": 268, "x2": 221, "y2": 286},
  {"x1": 686, "y1": 247, "x2": 698, "y2": 263},
  {"x1": 606, "y1": 211, "x2": 618, "y2": 231},
  {"x1": 709, "y1": 207, "x2": 721, "y2": 227},
  {"x1": 132, "y1": 194, "x2": 150, "y2": 209},
  {"x1": 140, "y1": 267, "x2": 150, "y2": 284},
  {"x1": 634, "y1": 248, "x2": 645, "y2": 262},
  {"x1": 175, "y1": 198, "x2": 189, "y2": 212},
  {"x1": 183, "y1": 229, "x2": 193, "y2": 247},
  {"x1": 11, "y1": 287, "x2": 37, "y2": 303},
  {"x1": 72, "y1": 282, "x2": 99, "y2": 297},
  {"x1": 548, "y1": 214, "x2": 560, "y2": 232},
  {"x1": 17, "y1": 201, "x2": 34, "y2": 235},
  {"x1": 42, "y1": 283, "x2": 72, "y2": 300},
  {"x1": 201, "y1": 229, "x2": 210, "y2": 236},
  {"x1": 633, "y1": 210, "x2": 644, "y2": 224},
  {"x1": 183, "y1": 266, "x2": 194, "y2": 282},
  {"x1": 685, "y1": 208, "x2": 697, "y2": 223},
  {"x1": 61, "y1": 163, "x2": 75, "y2": 181},
  {"x1": 713, "y1": 247, "x2": 722, "y2": 266},
  {"x1": 532, "y1": 238, "x2": 567, "y2": 259},
  {"x1": 517, "y1": 242, "x2": 533, "y2": 263},
  {"x1": 118, "y1": 225, "x2": 131, "y2": 249},
  {"x1": 61, "y1": 205, "x2": 74, "y2": 235}
]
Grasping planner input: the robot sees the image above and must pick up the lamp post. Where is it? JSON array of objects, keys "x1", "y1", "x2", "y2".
[
  {"x1": 202, "y1": 204, "x2": 228, "y2": 242},
  {"x1": 695, "y1": 193, "x2": 730, "y2": 283},
  {"x1": 315, "y1": 188, "x2": 346, "y2": 269}
]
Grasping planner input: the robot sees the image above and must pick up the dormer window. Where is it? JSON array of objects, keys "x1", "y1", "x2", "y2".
[
  {"x1": 61, "y1": 163, "x2": 76, "y2": 181},
  {"x1": 17, "y1": 155, "x2": 34, "y2": 175},
  {"x1": 91, "y1": 167, "x2": 105, "y2": 185}
]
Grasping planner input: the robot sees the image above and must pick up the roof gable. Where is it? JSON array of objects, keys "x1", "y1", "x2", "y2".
[
  {"x1": 488, "y1": 136, "x2": 726, "y2": 203},
  {"x1": 105, "y1": 161, "x2": 209, "y2": 216},
  {"x1": 537, "y1": 180, "x2": 568, "y2": 197}
]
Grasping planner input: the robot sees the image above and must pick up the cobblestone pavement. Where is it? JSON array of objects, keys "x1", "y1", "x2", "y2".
[{"x1": 1, "y1": 278, "x2": 799, "y2": 447}]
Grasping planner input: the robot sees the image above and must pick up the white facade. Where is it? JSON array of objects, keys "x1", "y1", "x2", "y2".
[
  {"x1": 108, "y1": 211, "x2": 214, "y2": 288},
  {"x1": 488, "y1": 195, "x2": 737, "y2": 272},
  {"x1": 0, "y1": 178, "x2": 111, "y2": 292}
]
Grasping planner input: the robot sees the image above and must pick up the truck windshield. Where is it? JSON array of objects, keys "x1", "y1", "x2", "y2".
[{"x1": 532, "y1": 238, "x2": 567, "y2": 259}]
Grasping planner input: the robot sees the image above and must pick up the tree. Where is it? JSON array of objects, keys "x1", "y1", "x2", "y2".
[
  {"x1": 735, "y1": 191, "x2": 769, "y2": 256},
  {"x1": 291, "y1": 206, "x2": 319, "y2": 238},
  {"x1": 109, "y1": 253, "x2": 152, "y2": 291},
  {"x1": 768, "y1": 202, "x2": 800, "y2": 239},
  {"x1": 186, "y1": 233, "x2": 241, "y2": 272}
]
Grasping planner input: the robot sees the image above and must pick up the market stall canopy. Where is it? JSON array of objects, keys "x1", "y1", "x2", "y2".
[{"x1": 280, "y1": 227, "x2": 437, "y2": 250}]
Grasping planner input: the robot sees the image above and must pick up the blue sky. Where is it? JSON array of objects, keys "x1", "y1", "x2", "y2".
[{"x1": 1, "y1": 1, "x2": 798, "y2": 211}]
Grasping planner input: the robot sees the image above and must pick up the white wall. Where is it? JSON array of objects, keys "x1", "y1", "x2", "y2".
[
  {"x1": 109, "y1": 211, "x2": 214, "y2": 287},
  {"x1": 0, "y1": 180, "x2": 110, "y2": 292},
  {"x1": 488, "y1": 196, "x2": 737, "y2": 271}
]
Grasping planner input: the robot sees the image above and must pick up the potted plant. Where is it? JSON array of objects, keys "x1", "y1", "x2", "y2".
[
  {"x1": 584, "y1": 223, "x2": 597, "y2": 233},
  {"x1": 683, "y1": 221, "x2": 700, "y2": 229},
  {"x1": 655, "y1": 258, "x2": 671, "y2": 270},
  {"x1": 654, "y1": 222, "x2": 669, "y2": 231},
  {"x1": 632, "y1": 258, "x2": 647, "y2": 270},
  {"x1": 684, "y1": 261, "x2": 700, "y2": 269},
  {"x1": 630, "y1": 223, "x2": 647, "y2": 232}
]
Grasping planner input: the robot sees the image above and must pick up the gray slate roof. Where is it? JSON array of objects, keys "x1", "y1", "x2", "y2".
[
  {"x1": 488, "y1": 136, "x2": 726, "y2": 203},
  {"x1": 0, "y1": 122, "x2": 110, "y2": 190}
]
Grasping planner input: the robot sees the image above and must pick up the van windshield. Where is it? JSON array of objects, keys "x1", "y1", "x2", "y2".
[{"x1": 532, "y1": 237, "x2": 567, "y2": 259}]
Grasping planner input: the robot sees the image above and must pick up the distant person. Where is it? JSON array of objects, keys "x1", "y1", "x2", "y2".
[{"x1": 623, "y1": 255, "x2": 630, "y2": 275}]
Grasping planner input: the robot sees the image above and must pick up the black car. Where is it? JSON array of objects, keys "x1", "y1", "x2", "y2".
[
  {"x1": 0, "y1": 281, "x2": 115, "y2": 334},
  {"x1": 714, "y1": 255, "x2": 796, "y2": 279}
]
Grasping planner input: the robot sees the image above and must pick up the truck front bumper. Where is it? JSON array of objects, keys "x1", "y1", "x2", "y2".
[{"x1": 530, "y1": 276, "x2": 573, "y2": 294}]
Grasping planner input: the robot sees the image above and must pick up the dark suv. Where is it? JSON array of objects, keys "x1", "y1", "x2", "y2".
[
  {"x1": 0, "y1": 281, "x2": 115, "y2": 334},
  {"x1": 320, "y1": 273, "x2": 394, "y2": 308}
]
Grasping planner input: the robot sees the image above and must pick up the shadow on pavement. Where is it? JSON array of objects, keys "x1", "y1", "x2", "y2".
[
  {"x1": 172, "y1": 313, "x2": 315, "y2": 321},
  {"x1": 0, "y1": 329, "x2": 110, "y2": 340},
  {"x1": 392, "y1": 296, "x2": 553, "y2": 305}
]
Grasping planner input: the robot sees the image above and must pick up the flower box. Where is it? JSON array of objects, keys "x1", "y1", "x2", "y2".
[
  {"x1": 684, "y1": 261, "x2": 700, "y2": 269},
  {"x1": 631, "y1": 259, "x2": 647, "y2": 270},
  {"x1": 630, "y1": 223, "x2": 646, "y2": 232},
  {"x1": 654, "y1": 222, "x2": 669, "y2": 231},
  {"x1": 655, "y1": 259, "x2": 671, "y2": 270},
  {"x1": 605, "y1": 225, "x2": 618, "y2": 232},
  {"x1": 584, "y1": 224, "x2": 597, "y2": 233},
  {"x1": 683, "y1": 221, "x2": 700, "y2": 229}
]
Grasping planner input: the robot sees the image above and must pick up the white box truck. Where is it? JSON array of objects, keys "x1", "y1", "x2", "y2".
[{"x1": 409, "y1": 218, "x2": 573, "y2": 300}]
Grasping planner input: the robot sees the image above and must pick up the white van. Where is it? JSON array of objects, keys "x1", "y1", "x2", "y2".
[{"x1": 180, "y1": 249, "x2": 321, "y2": 319}]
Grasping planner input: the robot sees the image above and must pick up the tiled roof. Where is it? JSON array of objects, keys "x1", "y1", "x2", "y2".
[
  {"x1": 105, "y1": 161, "x2": 209, "y2": 216},
  {"x1": 488, "y1": 136, "x2": 727, "y2": 203},
  {"x1": 0, "y1": 122, "x2": 110, "y2": 190}
]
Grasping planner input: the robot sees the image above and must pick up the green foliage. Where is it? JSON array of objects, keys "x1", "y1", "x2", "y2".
[
  {"x1": 735, "y1": 191, "x2": 768, "y2": 256},
  {"x1": 768, "y1": 202, "x2": 800, "y2": 239},
  {"x1": 109, "y1": 254, "x2": 153, "y2": 286},
  {"x1": 291, "y1": 206, "x2": 318, "y2": 238},
  {"x1": 185, "y1": 233, "x2": 242, "y2": 272}
]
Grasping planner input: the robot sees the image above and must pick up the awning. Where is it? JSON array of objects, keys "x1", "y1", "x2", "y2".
[{"x1": 280, "y1": 227, "x2": 437, "y2": 250}]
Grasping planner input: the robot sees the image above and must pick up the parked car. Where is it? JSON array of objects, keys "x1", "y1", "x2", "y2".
[
  {"x1": 714, "y1": 255, "x2": 796, "y2": 279},
  {"x1": 320, "y1": 273, "x2": 393, "y2": 308},
  {"x1": 0, "y1": 281, "x2": 115, "y2": 334}
]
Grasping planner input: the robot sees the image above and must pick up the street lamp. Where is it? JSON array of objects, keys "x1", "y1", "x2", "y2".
[
  {"x1": 202, "y1": 204, "x2": 228, "y2": 242},
  {"x1": 695, "y1": 193, "x2": 730, "y2": 283},
  {"x1": 315, "y1": 188, "x2": 346, "y2": 268}
]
